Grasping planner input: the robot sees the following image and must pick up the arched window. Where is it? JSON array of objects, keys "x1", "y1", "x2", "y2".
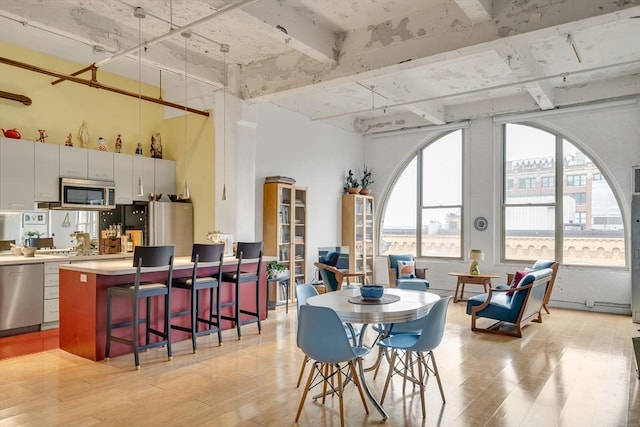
[
  {"x1": 503, "y1": 123, "x2": 625, "y2": 267},
  {"x1": 380, "y1": 130, "x2": 463, "y2": 258}
]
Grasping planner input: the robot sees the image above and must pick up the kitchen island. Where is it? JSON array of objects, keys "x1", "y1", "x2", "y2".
[{"x1": 59, "y1": 256, "x2": 272, "y2": 361}]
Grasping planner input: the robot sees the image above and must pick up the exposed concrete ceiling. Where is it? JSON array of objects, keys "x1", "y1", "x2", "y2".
[{"x1": 1, "y1": 0, "x2": 639, "y2": 134}]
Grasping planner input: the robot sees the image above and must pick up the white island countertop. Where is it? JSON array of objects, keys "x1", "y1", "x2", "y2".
[
  {"x1": 59, "y1": 255, "x2": 277, "y2": 275},
  {"x1": 0, "y1": 252, "x2": 133, "y2": 266}
]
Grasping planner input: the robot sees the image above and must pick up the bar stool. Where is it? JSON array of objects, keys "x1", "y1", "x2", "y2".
[
  {"x1": 105, "y1": 245, "x2": 174, "y2": 369},
  {"x1": 170, "y1": 243, "x2": 225, "y2": 352},
  {"x1": 220, "y1": 241, "x2": 263, "y2": 339}
]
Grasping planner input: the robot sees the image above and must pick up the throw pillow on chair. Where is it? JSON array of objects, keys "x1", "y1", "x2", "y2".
[{"x1": 397, "y1": 260, "x2": 416, "y2": 278}]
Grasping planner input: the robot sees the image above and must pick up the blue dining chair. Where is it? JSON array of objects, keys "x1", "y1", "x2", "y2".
[
  {"x1": 295, "y1": 304, "x2": 370, "y2": 427},
  {"x1": 295, "y1": 284, "x2": 361, "y2": 388},
  {"x1": 376, "y1": 296, "x2": 451, "y2": 419}
]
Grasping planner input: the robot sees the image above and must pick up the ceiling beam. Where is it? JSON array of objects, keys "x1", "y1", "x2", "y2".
[
  {"x1": 241, "y1": 1, "x2": 640, "y2": 101},
  {"x1": 241, "y1": 1, "x2": 339, "y2": 62},
  {"x1": 453, "y1": 0, "x2": 492, "y2": 23}
]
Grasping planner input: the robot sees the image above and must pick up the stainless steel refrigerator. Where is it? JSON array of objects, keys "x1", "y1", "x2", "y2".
[{"x1": 148, "y1": 201, "x2": 193, "y2": 257}]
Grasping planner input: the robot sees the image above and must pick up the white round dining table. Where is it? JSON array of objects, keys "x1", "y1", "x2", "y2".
[
  {"x1": 306, "y1": 287, "x2": 441, "y2": 420},
  {"x1": 306, "y1": 287, "x2": 440, "y2": 324}
]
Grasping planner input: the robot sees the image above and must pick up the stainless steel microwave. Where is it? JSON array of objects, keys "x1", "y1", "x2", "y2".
[{"x1": 60, "y1": 178, "x2": 116, "y2": 210}]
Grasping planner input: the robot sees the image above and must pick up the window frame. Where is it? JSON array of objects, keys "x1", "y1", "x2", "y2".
[
  {"x1": 501, "y1": 123, "x2": 626, "y2": 267},
  {"x1": 379, "y1": 129, "x2": 465, "y2": 260}
]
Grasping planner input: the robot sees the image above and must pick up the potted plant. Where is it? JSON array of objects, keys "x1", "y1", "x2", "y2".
[
  {"x1": 25, "y1": 230, "x2": 44, "y2": 247},
  {"x1": 267, "y1": 260, "x2": 288, "y2": 279},
  {"x1": 360, "y1": 165, "x2": 374, "y2": 195},
  {"x1": 344, "y1": 169, "x2": 360, "y2": 194}
]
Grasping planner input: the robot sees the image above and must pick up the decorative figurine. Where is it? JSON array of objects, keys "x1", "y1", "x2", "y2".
[
  {"x1": 150, "y1": 132, "x2": 162, "y2": 159},
  {"x1": 135, "y1": 142, "x2": 143, "y2": 155},
  {"x1": 1, "y1": 128, "x2": 21, "y2": 139},
  {"x1": 65, "y1": 133, "x2": 73, "y2": 146},
  {"x1": 36, "y1": 129, "x2": 47, "y2": 143},
  {"x1": 78, "y1": 121, "x2": 89, "y2": 148},
  {"x1": 98, "y1": 136, "x2": 107, "y2": 151},
  {"x1": 114, "y1": 134, "x2": 123, "y2": 153}
]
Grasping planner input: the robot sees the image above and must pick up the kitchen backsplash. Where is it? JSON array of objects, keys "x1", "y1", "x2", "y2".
[{"x1": 0, "y1": 210, "x2": 97, "y2": 249}]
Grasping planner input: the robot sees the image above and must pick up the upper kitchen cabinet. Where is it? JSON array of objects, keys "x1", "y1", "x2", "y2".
[
  {"x1": 132, "y1": 155, "x2": 154, "y2": 201},
  {"x1": 59, "y1": 145, "x2": 88, "y2": 178},
  {"x1": 34, "y1": 142, "x2": 59, "y2": 202},
  {"x1": 113, "y1": 153, "x2": 133, "y2": 204},
  {"x1": 154, "y1": 159, "x2": 176, "y2": 196},
  {"x1": 87, "y1": 150, "x2": 114, "y2": 181},
  {"x1": 1, "y1": 138, "x2": 35, "y2": 210}
]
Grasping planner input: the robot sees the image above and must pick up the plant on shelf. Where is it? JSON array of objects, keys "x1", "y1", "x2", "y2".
[
  {"x1": 26, "y1": 230, "x2": 44, "y2": 238},
  {"x1": 267, "y1": 260, "x2": 288, "y2": 278},
  {"x1": 344, "y1": 169, "x2": 360, "y2": 194},
  {"x1": 360, "y1": 165, "x2": 374, "y2": 195}
]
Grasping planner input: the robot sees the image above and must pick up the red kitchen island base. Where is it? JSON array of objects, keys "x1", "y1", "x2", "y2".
[{"x1": 59, "y1": 258, "x2": 268, "y2": 361}]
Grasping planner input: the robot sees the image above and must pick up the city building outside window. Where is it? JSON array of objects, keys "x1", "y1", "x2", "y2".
[
  {"x1": 380, "y1": 130, "x2": 463, "y2": 258},
  {"x1": 503, "y1": 124, "x2": 625, "y2": 267}
]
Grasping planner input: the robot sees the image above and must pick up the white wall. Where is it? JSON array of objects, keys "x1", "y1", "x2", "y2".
[
  {"x1": 253, "y1": 103, "x2": 364, "y2": 279},
  {"x1": 366, "y1": 99, "x2": 640, "y2": 314}
]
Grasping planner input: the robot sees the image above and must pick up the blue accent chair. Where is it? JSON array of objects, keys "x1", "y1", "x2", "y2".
[
  {"x1": 387, "y1": 254, "x2": 429, "y2": 289},
  {"x1": 466, "y1": 268, "x2": 554, "y2": 338},
  {"x1": 295, "y1": 304, "x2": 370, "y2": 426},
  {"x1": 314, "y1": 262, "x2": 366, "y2": 292},
  {"x1": 377, "y1": 296, "x2": 451, "y2": 419},
  {"x1": 502, "y1": 260, "x2": 558, "y2": 314}
]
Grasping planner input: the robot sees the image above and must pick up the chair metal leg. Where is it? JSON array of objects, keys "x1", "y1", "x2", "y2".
[
  {"x1": 255, "y1": 280, "x2": 262, "y2": 333},
  {"x1": 145, "y1": 297, "x2": 151, "y2": 346},
  {"x1": 105, "y1": 292, "x2": 112, "y2": 360},
  {"x1": 165, "y1": 293, "x2": 172, "y2": 361},
  {"x1": 235, "y1": 283, "x2": 242, "y2": 339},
  {"x1": 214, "y1": 286, "x2": 222, "y2": 345},
  {"x1": 134, "y1": 295, "x2": 140, "y2": 369},
  {"x1": 191, "y1": 287, "x2": 198, "y2": 352},
  {"x1": 337, "y1": 364, "x2": 345, "y2": 427}
]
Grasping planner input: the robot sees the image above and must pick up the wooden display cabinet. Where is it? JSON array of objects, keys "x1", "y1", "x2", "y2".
[
  {"x1": 263, "y1": 182, "x2": 307, "y2": 307},
  {"x1": 342, "y1": 194, "x2": 375, "y2": 284}
]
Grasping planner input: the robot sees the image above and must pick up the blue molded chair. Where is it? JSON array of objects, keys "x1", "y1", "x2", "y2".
[
  {"x1": 377, "y1": 296, "x2": 451, "y2": 419},
  {"x1": 315, "y1": 262, "x2": 366, "y2": 292},
  {"x1": 295, "y1": 304, "x2": 370, "y2": 426},
  {"x1": 170, "y1": 243, "x2": 225, "y2": 352},
  {"x1": 387, "y1": 254, "x2": 429, "y2": 289},
  {"x1": 295, "y1": 284, "x2": 361, "y2": 388},
  {"x1": 105, "y1": 245, "x2": 175, "y2": 369}
]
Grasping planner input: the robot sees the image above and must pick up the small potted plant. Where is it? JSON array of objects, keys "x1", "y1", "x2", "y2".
[
  {"x1": 344, "y1": 169, "x2": 360, "y2": 194},
  {"x1": 267, "y1": 260, "x2": 288, "y2": 279},
  {"x1": 360, "y1": 165, "x2": 374, "y2": 195}
]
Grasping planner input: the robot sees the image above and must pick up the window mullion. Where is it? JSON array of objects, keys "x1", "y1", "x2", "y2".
[
  {"x1": 416, "y1": 148, "x2": 423, "y2": 257},
  {"x1": 555, "y1": 134, "x2": 563, "y2": 262}
]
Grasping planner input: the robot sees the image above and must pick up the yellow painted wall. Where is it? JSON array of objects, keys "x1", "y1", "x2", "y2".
[
  {"x1": 164, "y1": 112, "x2": 216, "y2": 243},
  {"x1": 0, "y1": 41, "x2": 217, "y2": 240}
]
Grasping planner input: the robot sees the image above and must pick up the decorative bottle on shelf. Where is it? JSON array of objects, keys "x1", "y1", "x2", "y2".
[{"x1": 126, "y1": 235, "x2": 134, "y2": 252}]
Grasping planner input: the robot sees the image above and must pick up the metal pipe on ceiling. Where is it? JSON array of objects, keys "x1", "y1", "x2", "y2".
[
  {"x1": 0, "y1": 56, "x2": 210, "y2": 117},
  {"x1": 0, "y1": 90, "x2": 32, "y2": 106},
  {"x1": 52, "y1": 0, "x2": 257, "y2": 87}
]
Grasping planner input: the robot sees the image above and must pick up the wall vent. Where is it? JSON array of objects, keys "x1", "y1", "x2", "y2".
[{"x1": 634, "y1": 166, "x2": 640, "y2": 195}]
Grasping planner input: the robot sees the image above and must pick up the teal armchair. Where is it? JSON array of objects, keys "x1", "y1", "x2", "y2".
[
  {"x1": 314, "y1": 262, "x2": 366, "y2": 292},
  {"x1": 387, "y1": 254, "x2": 429, "y2": 288},
  {"x1": 466, "y1": 268, "x2": 553, "y2": 337},
  {"x1": 505, "y1": 260, "x2": 558, "y2": 314}
]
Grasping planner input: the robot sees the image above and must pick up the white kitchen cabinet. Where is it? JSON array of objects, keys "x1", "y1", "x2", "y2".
[
  {"x1": 132, "y1": 155, "x2": 155, "y2": 201},
  {"x1": 42, "y1": 261, "x2": 69, "y2": 327},
  {"x1": 59, "y1": 145, "x2": 88, "y2": 178},
  {"x1": 34, "y1": 142, "x2": 60, "y2": 201},
  {"x1": 154, "y1": 158, "x2": 176, "y2": 195},
  {"x1": 114, "y1": 153, "x2": 133, "y2": 204},
  {"x1": 1, "y1": 138, "x2": 35, "y2": 210},
  {"x1": 88, "y1": 150, "x2": 114, "y2": 181}
]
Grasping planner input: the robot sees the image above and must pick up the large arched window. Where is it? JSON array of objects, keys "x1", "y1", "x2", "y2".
[
  {"x1": 503, "y1": 123, "x2": 625, "y2": 267},
  {"x1": 380, "y1": 130, "x2": 463, "y2": 258}
]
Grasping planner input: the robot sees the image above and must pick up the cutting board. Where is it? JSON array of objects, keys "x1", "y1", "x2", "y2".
[{"x1": 126, "y1": 230, "x2": 143, "y2": 249}]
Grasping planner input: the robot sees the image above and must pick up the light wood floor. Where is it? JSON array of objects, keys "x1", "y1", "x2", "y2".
[{"x1": 0, "y1": 299, "x2": 639, "y2": 427}]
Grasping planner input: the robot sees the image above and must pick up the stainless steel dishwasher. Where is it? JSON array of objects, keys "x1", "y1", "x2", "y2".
[{"x1": 0, "y1": 263, "x2": 44, "y2": 332}]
